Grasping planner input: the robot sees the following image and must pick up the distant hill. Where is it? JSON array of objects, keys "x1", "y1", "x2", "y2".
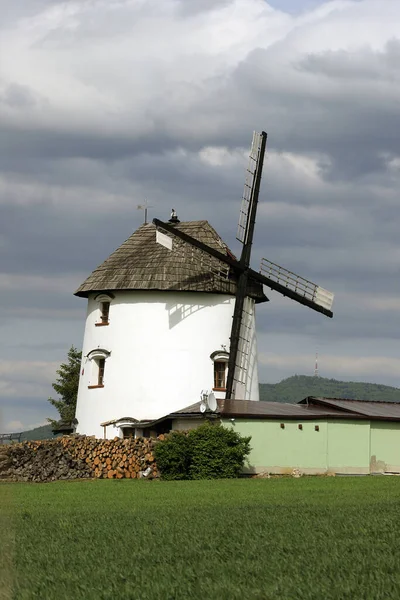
[
  {"x1": 260, "y1": 375, "x2": 400, "y2": 404},
  {"x1": 20, "y1": 424, "x2": 54, "y2": 442}
]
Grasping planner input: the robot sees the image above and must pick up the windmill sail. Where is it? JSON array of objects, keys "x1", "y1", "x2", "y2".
[
  {"x1": 237, "y1": 131, "x2": 265, "y2": 245},
  {"x1": 226, "y1": 131, "x2": 268, "y2": 400},
  {"x1": 231, "y1": 296, "x2": 255, "y2": 399},
  {"x1": 259, "y1": 258, "x2": 334, "y2": 316},
  {"x1": 153, "y1": 127, "x2": 333, "y2": 403}
]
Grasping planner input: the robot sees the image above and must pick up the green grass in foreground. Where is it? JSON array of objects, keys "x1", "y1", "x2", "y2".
[{"x1": 2, "y1": 477, "x2": 400, "y2": 600}]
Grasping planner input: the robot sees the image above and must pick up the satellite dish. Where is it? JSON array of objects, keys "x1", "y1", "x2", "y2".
[
  {"x1": 208, "y1": 392, "x2": 217, "y2": 412},
  {"x1": 200, "y1": 401, "x2": 207, "y2": 413}
]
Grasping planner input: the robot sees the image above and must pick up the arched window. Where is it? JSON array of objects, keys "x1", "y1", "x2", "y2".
[
  {"x1": 87, "y1": 348, "x2": 110, "y2": 388},
  {"x1": 210, "y1": 350, "x2": 229, "y2": 392},
  {"x1": 94, "y1": 293, "x2": 114, "y2": 326}
]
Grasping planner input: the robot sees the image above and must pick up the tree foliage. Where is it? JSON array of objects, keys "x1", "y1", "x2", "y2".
[
  {"x1": 154, "y1": 422, "x2": 251, "y2": 480},
  {"x1": 48, "y1": 346, "x2": 82, "y2": 426}
]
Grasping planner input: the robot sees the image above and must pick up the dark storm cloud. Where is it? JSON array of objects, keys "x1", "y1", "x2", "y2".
[{"x1": 299, "y1": 40, "x2": 400, "y2": 81}]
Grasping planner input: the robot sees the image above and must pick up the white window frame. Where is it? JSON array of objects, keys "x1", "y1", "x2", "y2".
[
  {"x1": 94, "y1": 293, "x2": 114, "y2": 326},
  {"x1": 210, "y1": 350, "x2": 229, "y2": 391},
  {"x1": 87, "y1": 348, "x2": 110, "y2": 388}
]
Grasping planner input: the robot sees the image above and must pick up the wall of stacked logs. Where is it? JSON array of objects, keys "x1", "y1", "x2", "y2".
[{"x1": 0, "y1": 435, "x2": 162, "y2": 483}]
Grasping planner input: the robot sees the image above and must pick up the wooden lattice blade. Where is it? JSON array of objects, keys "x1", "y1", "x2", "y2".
[
  {"x1": 254, "y1": 258, "x2": 334, "y2": 318},
  {"x1": 237, "y1": 131, "x2": 265, "y2": 244}
]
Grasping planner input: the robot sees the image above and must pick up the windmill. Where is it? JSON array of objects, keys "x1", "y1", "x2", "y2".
[{"x1": 154, "y1": 131, "x2": 334, "y2": 400}]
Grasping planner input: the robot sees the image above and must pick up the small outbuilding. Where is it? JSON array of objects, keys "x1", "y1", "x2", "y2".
[
  {"x1": 109, "y1": 396, "x2": 400, "y2": 476},
  {"x1": 221, "y1": 397, "x2": 400, "y2": 475}
]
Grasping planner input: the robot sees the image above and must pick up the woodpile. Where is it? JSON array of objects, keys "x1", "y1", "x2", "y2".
[
  {"x1": 0, "y1": 446, "x2": 11, "y2": 479},
  {"x1": 0, "y1": 435, "x2": 162, "y2": 482}
]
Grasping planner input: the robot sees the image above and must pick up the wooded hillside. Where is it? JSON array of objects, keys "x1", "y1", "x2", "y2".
[
  {"x1": 20, "y1": 424, "x2": 54, "y2": 442},
  {"x1": 260, "y1": 375, "x2": 400, "y2": 404}
]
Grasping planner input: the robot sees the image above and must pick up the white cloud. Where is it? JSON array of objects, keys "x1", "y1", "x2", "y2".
[{"x1": 1, "y1": 0, "x2": 398, "y2": 141}]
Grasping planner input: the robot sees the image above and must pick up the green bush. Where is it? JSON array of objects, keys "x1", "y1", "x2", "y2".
[
  {"x1": 153, "y1": 431, "x2": 191, "y2": 480},
  {"x1": 154, "y1": 422, "x2": 251, "y2": 480}
]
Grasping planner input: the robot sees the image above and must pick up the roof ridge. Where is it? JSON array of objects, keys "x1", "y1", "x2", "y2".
[{"x1": 311, "y1": 396, "x2": 400, "y2": 405}]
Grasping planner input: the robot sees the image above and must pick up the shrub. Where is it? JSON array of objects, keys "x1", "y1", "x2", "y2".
[
  {"x1": 154, "y1": 431, "x2": 191, "y2": 480},
  {"x1": 188, "y1": 422, "x2": 251, "y2": 479},
  {"x1": 154, "y1": 422, "x2": 251, "y2": 480}
]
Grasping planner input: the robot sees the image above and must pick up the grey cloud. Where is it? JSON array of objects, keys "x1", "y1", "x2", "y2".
[
  {"x1": 1, "y1": 83, "x2": 38, "y2": 108},
  {"x1": 298, "y1": 40, "x2": 400, "y2": 81},
  {"x1": 0, "y1": 0, "x2": 57, "y2": 27},
  {"x1": 175, "y1": 0, "x2": 231, "y2": 17},
  {"x1": 256, "y1": 297, "x2": 400, "y2": 342},
  {"x1": 0, "y1": 397, "x2": 58, "y2": 432}
]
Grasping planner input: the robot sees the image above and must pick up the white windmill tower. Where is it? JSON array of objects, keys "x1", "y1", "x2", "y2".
[{"x1": 74, "y1": 131, "x2": 334, "y2": 438}]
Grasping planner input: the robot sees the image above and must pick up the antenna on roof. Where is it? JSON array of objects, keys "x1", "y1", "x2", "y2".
[
  {"x1": 314, "y1": 352, "x2": 319, "y2": 377},
  {"x1": 137, "y1": 200, "x2": 153, "y2": 224}
]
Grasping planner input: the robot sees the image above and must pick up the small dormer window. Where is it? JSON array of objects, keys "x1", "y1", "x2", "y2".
[
  {"x1": 94, "y1": 293, "x2": 114, "y2": 327},
  {"x1": 210, "y1": 350, "x2": 229, "y2": 392}
]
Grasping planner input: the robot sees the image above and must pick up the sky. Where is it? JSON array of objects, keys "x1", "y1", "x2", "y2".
[{"x1": 1, "y1": 0, "x2": 400, "y2": 432}]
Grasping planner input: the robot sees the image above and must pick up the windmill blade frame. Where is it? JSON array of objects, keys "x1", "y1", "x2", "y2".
[
  {"x1": 225, "y1": 131, "x2": 268, "y2": 399},
  {"x1": 153, "y1": 128, "x2": 333, "y2": 402},
  {"x1": 237, "y1": 131, "x2": 265, "y2": 245},
  {"x1": 255, "y1": 259, "x2": 334, "y2": 318},
  {"x1": 154, "y1": 217, "x2": 334, "y2": 319}
]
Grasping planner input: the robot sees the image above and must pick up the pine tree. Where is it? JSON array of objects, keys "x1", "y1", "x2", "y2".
[{"x1": 48, "y1": 346, "x2": 82, "y2": 426}]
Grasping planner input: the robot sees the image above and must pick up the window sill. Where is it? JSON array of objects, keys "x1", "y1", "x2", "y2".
[
  {"x1": 88, "y1": 385, "x2": 105, "y2": 389},
  {"x1": 213, "y1": 387, "x2": 226, "y2": 392},
  {"x1": 95, "y1": 322, "x2": 109, "y2": 327}
]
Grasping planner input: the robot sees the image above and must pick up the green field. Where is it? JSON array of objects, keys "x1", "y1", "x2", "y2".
[{"x1": 2, "y1": 477, "x2": 400, "y2": 599}]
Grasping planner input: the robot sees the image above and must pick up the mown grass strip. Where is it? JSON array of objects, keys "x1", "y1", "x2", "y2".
[{"x1": 0, "y1": 483, "x2": 15, "y2": 600}]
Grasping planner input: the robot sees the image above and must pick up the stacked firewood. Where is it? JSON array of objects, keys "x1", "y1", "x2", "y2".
[
  {"x1": 63, "y1": 435, "x2": 160, "y2": 480},
  {"x1": 0, "y1": 435, "x2": 161, "y2": 482},
  {"x1": 0, "y1": 446, "x2": 11, "y2": 479}
]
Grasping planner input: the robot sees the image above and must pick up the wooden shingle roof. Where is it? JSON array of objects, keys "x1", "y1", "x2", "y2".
[{"x1": 75, "y1": 220, "x2": 267, "y2": 302}]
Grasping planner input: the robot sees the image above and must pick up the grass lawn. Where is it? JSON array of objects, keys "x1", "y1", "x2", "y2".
[{"x1": 2, "y1": 477, "x2": 400, "y2": 599}]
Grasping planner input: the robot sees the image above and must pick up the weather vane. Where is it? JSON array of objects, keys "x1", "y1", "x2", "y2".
[{"x1": 137, "y1": 200, "x2": 153, "y2": 224}]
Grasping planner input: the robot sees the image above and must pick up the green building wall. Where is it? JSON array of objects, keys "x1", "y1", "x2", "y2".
[
  {"x1": 370, "y1": 422, "x2": 400, "y2": 472},
  {"x1": 221, "y1": 418, "x2": 400, "y2": 475},
  {"x1": 222, "y1": 419, "x2": 328, "y2": 474},
  {"x1": 327, "y1": 420, "x2": 370, "y2": 474}
]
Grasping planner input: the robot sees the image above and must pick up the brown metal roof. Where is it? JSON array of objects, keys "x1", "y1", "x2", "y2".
[
  {"x1": 302, "y1": 397, "x2": 400, "y2": 421},
  {"x1": 75, "y1": 221, "x2": 267, "y2": 302},
  {"x1": 172, "y1": 399, "x2": 354, "y2": 420},
  {"x1": 105, "y1": 397, "x2": 400, "y2": 428}
]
